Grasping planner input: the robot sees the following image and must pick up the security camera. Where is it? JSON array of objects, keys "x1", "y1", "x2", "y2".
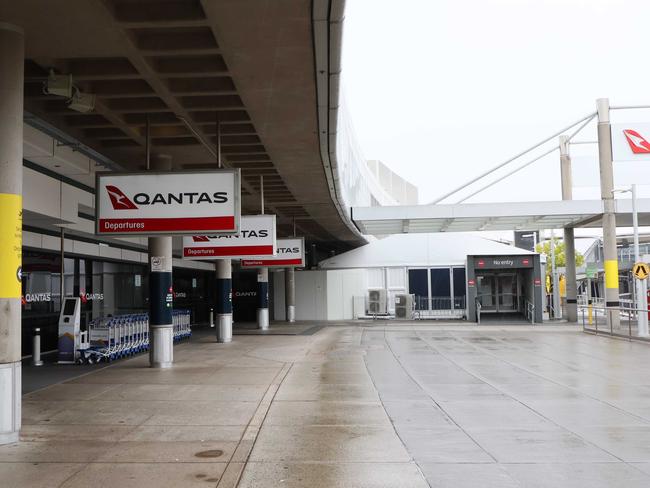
[
  {"x1": 43, "y1": 70, "x2": 73, "y2": 98},
  {"x1": 67, "y1": 90, "x2": 96, "y2": 113}
]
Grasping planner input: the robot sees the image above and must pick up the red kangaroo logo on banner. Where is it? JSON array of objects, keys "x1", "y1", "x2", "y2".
[
  {"x1": 106, "y1": 185, "x2": 138, "y2": 210},
  {"x1": 623, "y1": 129, "x2": 650, "y2": 154}
]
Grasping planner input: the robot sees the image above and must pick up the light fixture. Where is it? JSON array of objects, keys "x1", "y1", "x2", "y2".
[
  {"x1": 67, "y1": 89, "x2": 96, "y2": 113},
  {"x1": 43, "y1": 70, "x2": 73, "y2": 98}
]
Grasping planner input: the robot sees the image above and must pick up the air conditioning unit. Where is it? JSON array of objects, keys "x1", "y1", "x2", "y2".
[
  {"x1": 395, "y1": 294, "x2": 414, "y2": 319},
  {"x1": 368, "y1": 289, "x2": 387, "y2": 315}
]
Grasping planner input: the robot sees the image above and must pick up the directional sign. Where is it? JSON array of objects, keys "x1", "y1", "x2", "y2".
[
  {"x1": 96, "y1": 170, "x2": 240, "y2": 235},
  {"x1": 585, "y1": 264, "x2": 597, "y2": 279},
  {"x1": 633, "y1": 262, "x2": 649, "y2": 280},
  {"x1": 241, "y1": 238, "x2": 305, "y2": 268},
  {"x1": 183, "y1": 215, "x2": 277, "y2": 259}
]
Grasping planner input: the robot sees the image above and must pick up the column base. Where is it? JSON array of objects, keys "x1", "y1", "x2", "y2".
[
  {"x1": 257, "y1": 308, "x2": 269, "y2": 330},
  {"x1": 566, "y1": 303, "x2": 578, "y2": 323},
  {"x1": 0, "y1": 362, "x2": 21, "y2": 445},
  {"x1": 287, "y1": 305, "x2": 295, "y2": 323},
  {"x1": 217, "y1": 314, "x2": 233, "y2": 343},
  {"x1": 149, "y1": 324, "x2": 173, "y2": 368}
]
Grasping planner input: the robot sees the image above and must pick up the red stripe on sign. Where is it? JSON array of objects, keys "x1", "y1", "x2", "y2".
[
  {"x1": 241, "y1": 258, "x2": 303, "y2": 267},
  {"x1": 184, "y1": 245, "x2": 274, "y2": 258},
  {"x1": 99, "y1": 216, "x2": 235, "y2": 233}
]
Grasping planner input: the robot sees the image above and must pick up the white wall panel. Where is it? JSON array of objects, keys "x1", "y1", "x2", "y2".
[{"x1": 295, "y1": 270, "x2": 327, "y2": 321}]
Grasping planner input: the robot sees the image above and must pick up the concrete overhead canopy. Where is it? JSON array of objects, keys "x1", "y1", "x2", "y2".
[
  {"x1": 352, "y1": 198, "x2": 650, "y2": 235},
  {"x1": 1, "y1": 0, "x2": 362, "y2": 249}
]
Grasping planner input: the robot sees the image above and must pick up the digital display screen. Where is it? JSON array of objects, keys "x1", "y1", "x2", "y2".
[{"x1": 63, "y1": 299, "x2": 77, "y2": 315}]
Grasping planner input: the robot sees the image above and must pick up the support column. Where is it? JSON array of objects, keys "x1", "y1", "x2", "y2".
[
  {"x1": 596, "y1": 98, "x2": 620, "y2": 328},
  {"x1": 148, "y1": 154, "x2": 173, "y2": 368},
  {"x1": 257, "y1": 267, "x2": 269, "y2": 330},
  {"x1": 0, "y1": 22, "x2": 23, "y2": 445},
  {"x1": 216, "y1": 259, "x2": 232, "y2": 342},
  {"x1": 560, "y1": 136, "x2": 578, "y2": 322},
  {"x1": 285, "y1": 267, "x2": 296, "y2": 322}
]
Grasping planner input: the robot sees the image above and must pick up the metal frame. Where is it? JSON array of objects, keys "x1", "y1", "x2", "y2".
[{"x1": 95, "y1": 169, "x2": 241, "y2": 236}]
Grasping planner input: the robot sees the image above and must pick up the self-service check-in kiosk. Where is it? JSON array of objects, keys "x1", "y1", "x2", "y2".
[{"x1": 58, "y1": 297, "x2": 81, "y2": 364}]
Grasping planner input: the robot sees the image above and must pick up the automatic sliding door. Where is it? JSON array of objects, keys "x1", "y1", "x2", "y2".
[
  {"x1": 477, "y1": 275, "x2": 496, "y2": 311},
  {"x1": 497, "y1": 274, "x2": 517, "y2": 312}
]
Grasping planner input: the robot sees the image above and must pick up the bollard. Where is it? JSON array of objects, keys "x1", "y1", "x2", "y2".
[
  {"x1": 209, "y1": 308, "x2": 215, "y2": 328},
  {"x1": 32, "y1": 328, "x2": 43, "y2": 367}
]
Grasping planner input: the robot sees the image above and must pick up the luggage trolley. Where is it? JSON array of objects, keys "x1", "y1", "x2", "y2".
[{"x1": 77, "y1": 310, "x2": 191, "y2": 364}]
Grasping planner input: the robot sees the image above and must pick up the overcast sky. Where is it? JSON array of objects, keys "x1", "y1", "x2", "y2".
[{"x1": 341, "y1": 0, "x2": 650, "y2": 223}]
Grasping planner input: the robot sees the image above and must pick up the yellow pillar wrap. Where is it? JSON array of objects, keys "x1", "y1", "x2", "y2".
[
  {"x1": 604, "y1": 259, "x2": 619, "y2": 289},
  {"x1": 0, "y1": 193, "x2": 22, "y2": 298}
]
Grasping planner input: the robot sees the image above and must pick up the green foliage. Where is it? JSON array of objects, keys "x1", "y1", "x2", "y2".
[{"x1": 535, "y1": 237, "x2": 584, "y2": 273}]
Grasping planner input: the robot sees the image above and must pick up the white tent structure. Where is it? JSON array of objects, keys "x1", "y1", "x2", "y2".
[
  {"x1": 273, "y1": 233, "x2": 538, "y2": 322},
  {"x1": 319, "y1": 233, "x2": 533, "y2": 269}
]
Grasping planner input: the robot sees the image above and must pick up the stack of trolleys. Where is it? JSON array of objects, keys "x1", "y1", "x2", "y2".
[
  {"x1": 77, "y1": 310, "x2": 191, "y2": 364},
  {"x1": 77, "y1": 313, "x2": 144, "y2": 364},
  {"x1": 172, "y1": 309, "x2": 192, "y2": 342}
]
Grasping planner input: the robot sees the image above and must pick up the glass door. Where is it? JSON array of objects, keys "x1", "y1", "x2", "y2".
[
  {"x1": 477, "y1": 275, "x2": 497, "y2": 311},
  {"x1": 497, "y1": 273, "x2": 518, "y2": 312}
]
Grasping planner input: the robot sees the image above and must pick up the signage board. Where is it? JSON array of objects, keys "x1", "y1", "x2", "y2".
[
  {"x1": 585, "y1": 264, "x2": 597, "y2": 279},
  {"x1": 183, "y1": 215, "x2": 277, "y2": 259},
  {"x1": 474, "y1": 256, "x2": 533, "y2": 269},
  {"x1": 633, "y1": 262, "x2": 649, "y2": 280},
  {"x1": 612, "y1": 124, "x2": 650, "y2": 161},
  {"x1": 95, "y1": 170, "x2": 240, "y2": 235},
  {"x1": 241, "y1": 237, "x2": 305, "y2": 268}
]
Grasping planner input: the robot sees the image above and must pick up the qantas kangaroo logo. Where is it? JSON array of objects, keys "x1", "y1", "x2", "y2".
[
  {"x1": 106, "y1": 185, "x2": 138, "y2": 210},
  {"x1": 192, "y1": 236, "x2": 210, "y2": 242},
  {"x1": 623, "y1": 129, "x2": 650, "y2": 154}
]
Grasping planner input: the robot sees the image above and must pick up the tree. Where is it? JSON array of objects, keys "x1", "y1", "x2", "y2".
[{"x1": 535, "y1": 237, "x2": 584, "y2": 274}]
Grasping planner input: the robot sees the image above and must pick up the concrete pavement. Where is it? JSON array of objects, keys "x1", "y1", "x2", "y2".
[{"x1": 3, "y1": 323, "x2": 650, "y2": 487}]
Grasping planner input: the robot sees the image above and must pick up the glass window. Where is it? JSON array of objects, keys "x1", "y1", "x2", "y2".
[
  {"x1": 453, "y1": 268, "x2": 467, "y2": 308},
  {"x1": 430, "y1": 268, "x2": 451, "y2": 298},
  {"x1": 408, "y1": 269, "x2": 428, "y2": 310}
]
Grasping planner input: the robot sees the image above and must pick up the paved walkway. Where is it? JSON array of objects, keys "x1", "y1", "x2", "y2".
[{"x1": 4, "y1": 323, "x2": 650, "y2": 487}]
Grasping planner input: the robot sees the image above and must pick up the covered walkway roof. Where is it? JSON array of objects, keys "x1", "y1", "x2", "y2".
[{"x1": 352, "y1": 198, "x2": 650, "y2": 235}]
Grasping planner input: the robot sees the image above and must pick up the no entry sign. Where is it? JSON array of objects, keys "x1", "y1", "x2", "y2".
[
  {"x1": 95, "y1": 170, "x2": 240, "y2": 235},
  {"x1": 241, "y1": 237, "x2": 305, "y2": 268},
  {"x1": 183, "y1": 215, "x2": 277, "y2": 259}
]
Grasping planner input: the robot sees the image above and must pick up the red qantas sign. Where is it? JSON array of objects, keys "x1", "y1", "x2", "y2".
[
  {"x1": 106, "y1": 185, "x2": 138, "y2": 210},
  {"x1": 99, "y1": 216, "x2": 234, "y2": 233},
  {"x1": 623, "y1": 129, "x2": 650, "y2": 154},
  {"x1": 242, "y1": 258, "x2": 303, "y2": 267},
  {"x1": 184, "y1": 245, "x2": 274, "y2": 258}
]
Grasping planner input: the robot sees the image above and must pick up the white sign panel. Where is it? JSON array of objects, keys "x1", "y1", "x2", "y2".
[
  {"x1": 612, "y1": 124, "x2": 650, "y2": 161},
  {"x1": 241, "y1": 237, "x2": 305, "y2": 268},
  {"x1": 183, "y1": 215, "x2": 277, "y2": 259},
  {"x1": 96, "y1": 170, "x2": 240, "y2": 235}
]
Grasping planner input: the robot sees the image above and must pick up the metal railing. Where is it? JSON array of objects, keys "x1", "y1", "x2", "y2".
[
  {"x1": 526, "y1": 300, "x2": 535, "y2": 324},
  {"x1": 414, "y1": 296, "x2": 466, "y2": 319},
  {"x1": 580, "y1": 304, "x2": 650, "y2": 342}
]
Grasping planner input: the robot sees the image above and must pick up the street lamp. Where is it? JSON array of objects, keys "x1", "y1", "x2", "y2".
[{"x1": 612, "y1": 185, "x2": 649, "y2": 337}]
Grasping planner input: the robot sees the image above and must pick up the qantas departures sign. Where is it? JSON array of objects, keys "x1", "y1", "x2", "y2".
[
  {"x1": 96, "y1": 170, "x2": 240, "y2": 235},
  {"x1": 241, "y1": 237, "x2": 305, "y2": 268},
  {"x1": 183, "y1": 215, "x2": 277, "y2": 259}
]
